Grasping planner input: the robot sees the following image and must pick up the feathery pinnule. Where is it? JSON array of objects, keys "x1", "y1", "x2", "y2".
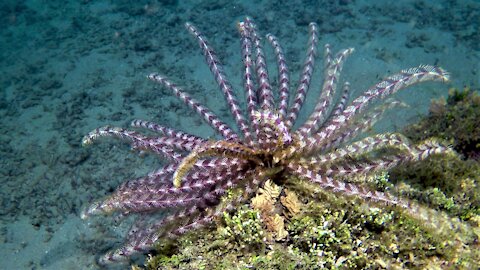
[
  {"x1": 185, "y1": 22, "x2": 250, "y2": 141},
  {"x1": 243, "y1": 17, "x2": 273, "y2": 111},
  {"x1": 238, "y1": 21, "x2": 259, "y2": 145},
  {"x1": 299, "y1": 133, "x2": 411, "y2": 166},
  {"x1": 298, "y1": 48, "x2": 354, "y2": 136},
  {"x1": 81, "y1": 16, "x2": 465, "y2": 265},
  {"x1": 286, "y1": 22, "x2": 319, "y2": 128},
  {"x1": 330, "y1": 82, "x2": 350, "y2": 118},
  {"x1": 82, "y1": 126, "x2": 183, "y2": 162},
  {"x1": 276, "y1": 65, "x2": 450, "y2": 161},
  {"x1": 287, "y1": 163, "x2": 407, "y2": 207},
  {"x1": 147, "y1": 73, "x2": 237, "y2": 140},
  {"x1": 266, "y1": 33, "x2": 290, "y2": 119},
  {"x1": 318, "y1": 99, "x2": 408, "y2": 152},
  {"x1": 131, "y1": 119, "x2": 202, "y2": 141}
]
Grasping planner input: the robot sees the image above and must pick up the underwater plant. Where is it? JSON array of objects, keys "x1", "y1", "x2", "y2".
[{"x1": 81, "y1": 16, "x2": 454, "y2": 264}]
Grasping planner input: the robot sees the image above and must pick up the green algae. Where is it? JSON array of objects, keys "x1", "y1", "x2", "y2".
[{"x1": 404, "y1": 87, "x2": 480, "y2": 160}]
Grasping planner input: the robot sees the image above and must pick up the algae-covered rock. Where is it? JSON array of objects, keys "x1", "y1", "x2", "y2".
[
  {"x1": 393, "y1": 88, "x2": 480, "y2": 222},
  {"x1": 141, "y1": 88, "x2": 480, "y2": 270},
  {"x1": 143, "y1": 178, "x2": 479, "y2": 269},
  {"x1": 404, "y1": 87, "x2": 480, "y2": 160}
]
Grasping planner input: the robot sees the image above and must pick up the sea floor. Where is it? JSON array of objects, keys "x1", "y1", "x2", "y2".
[{"x1": 0, "y1": 0, "x2": 479, "y2": 269}]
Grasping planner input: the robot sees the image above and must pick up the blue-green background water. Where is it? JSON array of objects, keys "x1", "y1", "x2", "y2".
[{"x1": 0, "y1": 0, "x2": 478, "y2": 269}]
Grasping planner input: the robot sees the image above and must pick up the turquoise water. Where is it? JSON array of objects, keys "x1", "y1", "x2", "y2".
[{"x1": 0, "y1": 0, "x2": 478, "y2": 268}]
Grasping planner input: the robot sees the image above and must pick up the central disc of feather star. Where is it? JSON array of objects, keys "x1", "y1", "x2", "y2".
[
  {"x1": 81, "y1": 16, "x2": 452, "y2": 264},
  {"x1": 173, "y1": 109, "x2": 293, "y2": 188}
]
